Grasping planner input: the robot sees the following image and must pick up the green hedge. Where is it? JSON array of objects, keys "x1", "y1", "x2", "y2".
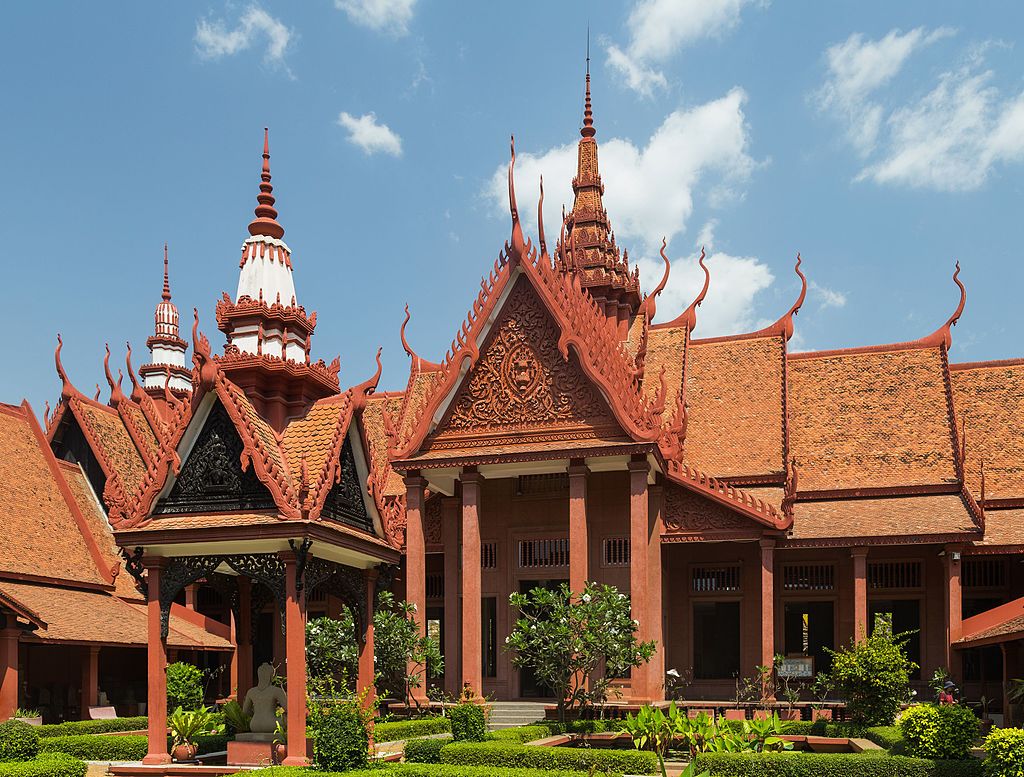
[
  {"x1": 899, "y1": 705, "x2": 979, "y2": 760},
  {"x1": 37, "y1": 733, "x2": 226, "y2": 761},
  {"x1": 982, "y1": 727, "x2": 1024, "y2": 777},
  {"x1": 867, "y1": 726, "x2": 907, "y2": 754},
  {"x1": 404, "y1": 737, "x2": 451, "y2": 763},
  {"x1": 692, "y1": 751, "x2": 982, "y2": 777},
  {"x1": 450, "y1": 705, "x2": 487, "y2": 742},
  {"x1": 533, "y1": 719, "x2": 625, "y2": 734},
  {"x1": 488, "y1": 726, "x2": 553, "y2": 744},
  {"x1": 376, "y1": 718, "x2": 452, "y2": 742},
  {"x1": 439, "y1": 741, "x2": 658, "y2": 774},
  {"x1": 0, "y1": 753, "x2": 86, "y2": 777},
  {"x1": 248, "y1": 763, "x2": 605, "y2": 777},
  {"x1": 0, "y1": 721, "x2": 40, "y2": 762},
  {"x1": 35, "y1": 718, "x2": 148, "y2": 738}
]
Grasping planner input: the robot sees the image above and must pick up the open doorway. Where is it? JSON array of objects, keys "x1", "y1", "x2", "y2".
[{"x1": 517, "y1": 579, "x2": 567, "y2": 698}]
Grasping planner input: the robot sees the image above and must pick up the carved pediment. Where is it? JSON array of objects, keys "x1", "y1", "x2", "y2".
[
  {"x1": 427, "y1": 277, "x2": 625, "y2": 450},
  {"x1": 663, "y1": 482, "x2": 759, "y2": 537},
  {"x1": 154, "y1": 401, "x2": 276, "y2": 514},
  {"x1": 320, "y1": 434, "x2": 373, "y2": 532}
]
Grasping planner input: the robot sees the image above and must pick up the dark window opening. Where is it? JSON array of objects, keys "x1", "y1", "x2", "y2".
[
  {"x1": 693, "y1": 601, "x2": 740, "y2": 680},
  {"x1": 870, "y1": 599, "x2": 921, "y2": 678},
  {"x1": 962, "y1": 645, "x2": 1002, "y2": 684},
  {"x1": 481, "y1": 598, "x2": 497, "y2": 679},
  {"x1": 783, "y1": 601, "x2": 834, "y2": 674}
]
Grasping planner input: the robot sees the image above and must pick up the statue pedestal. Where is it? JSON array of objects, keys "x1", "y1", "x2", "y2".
[{"x1": 227, "y1": 735, "x2": 276, "y2": 767}]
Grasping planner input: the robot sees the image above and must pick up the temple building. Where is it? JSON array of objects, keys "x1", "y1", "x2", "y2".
[{"x1": 1, "y1": 69, "x2": 1023, "y2": 742}]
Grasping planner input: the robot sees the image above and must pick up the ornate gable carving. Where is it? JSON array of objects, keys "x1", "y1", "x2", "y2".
[
  {"x1": 320, "y1": 434, "x2": 373, "y2": 532},
  {"x1": 428, "y1": 277, "x2": 623, "y2": 449},
  {"x1": 155, "y1": 401, "x2": 276, "y2": 514},
  {"x1": 663, "y1": 482, "x2": 758, "y2": 536}
]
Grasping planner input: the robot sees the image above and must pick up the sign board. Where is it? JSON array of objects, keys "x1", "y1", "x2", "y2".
[{"x1": 778, "y1": 656, "x2": 814, "y2": 679}]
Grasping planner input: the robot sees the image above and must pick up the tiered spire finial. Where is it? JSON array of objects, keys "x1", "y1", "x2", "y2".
[
  {"x1": 162, "y1": 243, "x2": 171, "y2": 301},
  {"x1": 248, "y1": 128, "x2": 284, "y2": 240},
  {"x1": 582, "y1": 30, "x2": 595, "y2": 138}
]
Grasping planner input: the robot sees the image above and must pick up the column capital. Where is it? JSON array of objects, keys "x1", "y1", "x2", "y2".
[
  {"x1": 142, "y1": 555, "x2": 167, "y2": 571},
  {"x1": 363, "y1": 566, "x2": 380, "y2": 583},
  {"x1": 850, "y1": 546, "x2": 869, "y2": 559},
  {"x1": 568, "y1": 461, "x2": 590, "y2": 477},
  {"x1": 759, "y1": 537, "x2": 777, "y2": 550},
  {"x1": 404, "y1": 474, "x2": 428, "y2": 490},
  {"x1": 461, "y1": 469, "x2": 485, "y2": 486},
  {"x1": 278, "y1": 549, "x2": 299, "y2": 565},
  {"x1": 627, "y1": 458, "x2": 651, "y2": 474}
]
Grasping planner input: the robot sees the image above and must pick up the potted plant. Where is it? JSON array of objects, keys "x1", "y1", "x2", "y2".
[
  {"x1": 168, "y1": 706, "x2": 215, "y2": 762},
  {"x1": 810, "y1": 674, "x2": 833, "y2": 721},
  {"x1": 13, "y1": 709, "x2": 42, "y2": 726},
  {"x1": 272, "y1": 719, "x2": 287, "y2": 765}
]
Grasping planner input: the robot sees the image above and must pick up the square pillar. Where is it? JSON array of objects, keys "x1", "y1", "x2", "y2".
[
  {"x1": 759, "y1": 538, "x2": 776, "y2": 697},
  {"x1": 81, "y1": 646, "x2": 100, "y2": 719},
  {"x1": 280, "y1": 552, "x2": 308, "y2": 767},
  {"x1": 568, "y1": 460, "x2": 589, "y2": 594},
  {"x1": 461, "y1": 469, "x2": 484, "y2": 701},
  {"x1": 851, "y1": 547, "x2": 868, "y2": 642},
  {"x1": 628, "y1": 457, "x2": 651, "y2": 704},
  {"x1": 944, "y1": 545, "x2": 963, "y2": 676},
  {"x1": 441, "y1": 497, "x2": 461, "y2": 696},
  {"x1": 403, "y1": 474, "x2": 430, "y2": 706},
  {"x1": 143, "y1": 558, "x2": 170, "y2": 765},
  {"x1": 235, "y1": 578, "x2": 253, "y2": 700},
  {"x1": 0, "y1": 626, "x2": 20, "y2": 722},
  {"x1": 647, "y1": 485, "x2": 665, "y2": 701},
  {"x1": 357, "y1": 568, "x2": 378, "y2": 711}
]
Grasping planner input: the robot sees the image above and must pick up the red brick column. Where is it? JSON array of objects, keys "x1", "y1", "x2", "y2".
[
  {"x1": 236, "y1": 578, "x2": 253, "y2": 700},
  {"x1": 461, "y1": 469, "x2": 484, "y2": 701},
  {"x1": 759, "y1": 538, "x2": 776, "y2": 698},
  {"x1": 568, "y1": 460, "x2": 589, "y2": 594},
  {"x1": 441, "y1": 497, "x2": 461, "y2": 696},
  {"x1": 358, "y1": 568, "x2": 378, "y2": 711},
  {"x1": 944, "y1": 546, "x2": 963, "y2": 675},
  {"x1": 647, "y1": 485, "x2": 665, "y2": 701},
  {"x1": 143, "y1": 558, "x2": 170, "y2": 764},
  {"x1": 281, "y1": 552, "x2": 309, "y2": 766},
  {"x1": 851, "y1": 548, "x2": 868, "y2": 642},
  {"x1": 403, "y1": 475, "x2": 430, "y2": 705},
  {"x1": 0, "y1": 627, "x2": 20, "y2": 721},
  {"x1": 81, "y1": 646, "x2": 100, "y2": 719},
  {"x1": 628, "y1": 458, "x2": 651, "y2": 704}
]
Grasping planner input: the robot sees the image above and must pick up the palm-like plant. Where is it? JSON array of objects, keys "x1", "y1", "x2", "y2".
[{"x1": 168, "y1": 706, "x2": 218, "y2": 747}]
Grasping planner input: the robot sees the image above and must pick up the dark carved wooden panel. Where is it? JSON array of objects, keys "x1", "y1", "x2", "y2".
[
  {"x1": 320, "y1": 435, "x2": 373, "y2": 532},
  {"x1": 154, "y1": 402, "x2": 276, "y2": 514}
]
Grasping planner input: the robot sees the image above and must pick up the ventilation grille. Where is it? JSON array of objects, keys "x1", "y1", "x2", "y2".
[
  {"x1": 782, "y1": 564, "x2": 835, "y2": 591},
  {"x1": 518, "y1": 538, "x2": 569, "y2": 568},
  {"x1": 516, "y1": 473, "x2": 569, "y2": 496},
  {"x1": 963, "y1": 558, "x2": 1006, "y2": 589},
  {"x1": 868, "y1": 561, "x2": 922, "y2": 590},
  {"x1": 603, "y1": 537, "x2": 631, "y2": 567},
  {"x1": 426, "y1": 574, "x2": 444, "y2": 599},
  {"x1": 692, "y1": 565, "x2": 741, "y2": 593},
  {"x1": 481, "y1": 542, "x2": 497, "y2": 570}
]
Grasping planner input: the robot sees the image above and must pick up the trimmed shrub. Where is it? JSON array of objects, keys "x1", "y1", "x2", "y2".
[
  {"x1": 166, "y1": 662, "x2": 204, "y2": 711},
  {"x1": 692, "y1": 751, "x2": 981, "y2": 777},
  {"x1": 193, "y1": 734, "x2": 229, "y2": 755},
  {"x1": 36, "y1": 718, "x2": 148, "y2": 738},
  {"x1": 450, "y1": 704, "x2": 487, "y2": 742},
  {"x1": 38, "y1": 735, "x2": 147, "y2": 761},
  {"x1": 866, "y1": 726, "x2": 906, "y2": 753},
  {"x1": 899, "y1": 704, "x2": 979, "y2": 760},
  {"x1": 983, "y1": 727, "x2": 1024, "y2": 777},
  {"x1": 822, "y1": 628, "x2": 917, "y2": 726},
  {"x1": 537, "y1": 719, "x2": 625, "y2": 734},
  {"x1": 376, "y1": 717, "x2": 452, "y2": 742},
  {"x1": 249, "y1": 764, "x2": 605, "y2": 777},
  {"x1": 488, "y1": 726, "x2": 552, "y2": 744},
  {"x1": 404, "y1": 737, "x2": 451, "y2": 763},
  {"x1": 0, "y1": 753, "x2": 86, "y2": 777},
  {"x1": 0, "y1": 721, "x2": 40, "y2": 763},
  {"x1": 310, "y1": 704, "x2": 370, "y2": 771},
  {"x1": 439, "y1": 741, "x2": 658, "y2": 774}
]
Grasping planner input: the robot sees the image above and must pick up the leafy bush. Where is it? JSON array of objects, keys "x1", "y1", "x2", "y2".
[
  {"x1": 375, "y1": 592, "x2": 444, "y2": 705},
  {"x1": 221, "y1": 700, "x2": 250, "y2": 735},
  {"x1": 866, "y1": 726, "x2": 907, "y2": 753},
  {"x1": 306, "y1": 614, "x2": 358, "y2": 686},
  {"x1": 193, "y1": 733, "x2": 229, "y2": 755},
  {"x1": 899, "y1": 704, "x2": 978, "y2": 760},
  {"x1": 693, "y1": 751, "x2": 981, "y2": 777},
  {"x1": 0, "y1": 721, "x2": 40, "y2": 762},
  {"x1": 983, "y1": 727, "x2": 1024, "y2": 777},
  {"x1": 38, "y1": 735, "x2": 147, "y2": 761},
  {"x1": 308, "y1": 698, "x2": 371, "y2": 771},
  {"x1": 450, "y1": 703, "x2": 487, "y2": 742},
  {"x1": 439, "y1": 741, "x2": 659, "y2": 774},
  {"x1": 249, "y1": 764, "x2": 611, "y2": 777},
  {"x1": 36, "y1": 718, "x2": 148, "y2": 738},
  {"x1": 487, "y1": 726, "x2": 552, "y2": 744},
  {"x1": 0, "y1": 753, "x2": 85, "y2": 777},
  {"x1": 537, "y1": 719, "x2": 624, "y2": 734},
  {"x1": 166, "y1": 661, "x2": 204, "y2": 711},
  {"x1": 404, "y1": 737, "x2": 450, "y2": 763},
  {"x1": 820, "y1": 628, "x2": 918, "y2": 726},
  {"x1": 376, "y1": 717, "x2": 451, "y2": 742}
]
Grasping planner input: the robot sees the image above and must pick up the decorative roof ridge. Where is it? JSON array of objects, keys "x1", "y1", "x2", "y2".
[
  {"x1": 789, "y1": 261, "x2": 965, "y2": 360},
  {"x1": 216, "y1": 292, "x2": 314, "y2": 328},
  {"x1": 962, "y1": 480, "x2": 985, "y2": 532},
  {"x1": 637, "y1": 238, "x2": 671, "y2": 322},
  {"x1": 653, "y1": 246, "x2": 709, "y2": 331},
  {"x1": 665, "y1": 458, "x2": 791, "y2": 530},
  {"x1": 400, "y1": 305, "x2": 443, "y2": 372},
  {"x1": 949, "y1": 357, "x2": 1024, "y2": 371},
  {"x1": 239, "y1": 233, "x2": 293, "y2": 270},
  {"x1": 940, "y1": 342, "x2": 965, "y2": 488}
]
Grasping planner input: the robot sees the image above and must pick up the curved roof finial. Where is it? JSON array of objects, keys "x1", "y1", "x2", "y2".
[
  {"x1": 162, "y1": 243, "x2": 171, "y2": 301},
  {"x1": 400, "y1": 304, "x2": 442, "y2": 372},
  {"x1": 508, "y1": 135, "x2": 526, "y2": 259},
  {"x1": 247, "y1": 127, "x2": 285, "y2": 240},
  {"x1": 774, "y1": 253, "x2": 807, "y2": 341},
  {"x1": 125, "y1": 341, "x2": 143, "y2": 400},
  {"x1": 638, "y1": 238, "x2": 671, "y2": 321},
  {"x1": 103, "y1": 344, "x2": 126, "y2": 405},
  {"x1": 658, "y1": 247, "x2": 709, "y2": 331},
  {"x1": 924, "y1": 261, "x2": 966, "y2": 349},
  {"x1": 352, "y1": 347, "x2": 384, "y2": 408},
  {"x1": 55, "y1": 333, "x2": 83, "y2": 401},
  {"x1": 537, "y1": 176, "x2": 548, "y2": 257}
]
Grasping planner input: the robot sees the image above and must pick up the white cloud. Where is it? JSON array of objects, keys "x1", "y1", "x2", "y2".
[
  {"x1": 810, "y1": 280, "x2": 847, "y2": 310},
  {"x1": 607, "y1": 0, "x2": 757, "y2": 96},
  {"x1": 335, "y1": 0, "x2": 416, "y2": 36},
  {"x1": 195, "y1": 6, "x2": 293, "y2": 66},
  {"x1": 816, "y1": 27, "x2": 953, "y2": 154},
  {"x1": 337, "y1": 112, "x2": 403, "y2": 157}
]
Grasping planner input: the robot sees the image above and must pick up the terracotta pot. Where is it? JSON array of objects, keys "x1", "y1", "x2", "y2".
[
  {"x1": 779, "y1": 709, "x2": 802, "y2": 721},
  {"x1": 812, "y1": 708, "x2": 833, "y2": 721},
  {"x1": 724, "y1": 708, "x2": 747, "y2": 721},
  {"x1": 171, "y1": 743, "x2": 197, "y2": 762},
  {"x1": 273, "y1": 743, "x2": 287, "y2": 765},
  {"x1": 14, "y1": 717, "x2": 42, "y2": 727}
]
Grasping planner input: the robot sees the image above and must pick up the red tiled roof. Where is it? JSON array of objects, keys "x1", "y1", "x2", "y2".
[
  {"x1": 73, "y1": 399, "x2": 149, "y2": 496},
  {"x1": 361, "y1": 394, "x2": 406, "y2": 497},
  {"x1": 787, "y1": 494, "x2": 979, "y2": 541},
  {"x1": 950, "y1": 360, "x2": 1024, "y2": 502},
  {"x1": 788, "y1": 347, "x2": 959, "y2": 491},
  {"x1": 974, "y1": 507, "x2": 1024, "y2": 547}
]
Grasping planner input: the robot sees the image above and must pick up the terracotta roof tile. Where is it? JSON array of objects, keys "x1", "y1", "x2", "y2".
[
  {"x1": 957, "y1": 614, "x2": 1024, "y2": 644},
  {"x1": 74, "y1": 400, "x2": 148, "y2": 495},
  {"x1": 120, "y1": 402, "x2": 160, "y2": 461},
  {"x1": 684, "y1": 336, "x2": 785, "y2": 478},
  {"x1": 641, "y1": 326, "x2": 686, "y2": 424},
  {"x1": 362, "y1": 394, "x2": 406, "y2": 497},
  {"x1": 788, "y1": 494, "x2": 978, "y2": 540},
  {"x1": 950, "y1": 361, "x2": 1024, "y2": 501},
  {"x1": 0, "y1": 404, "x2": 107, "y2": 586},
  {"x1": 975, "y1": 507, "x2": 1024, "y2": 546},
  {"x1": 280, "y1": 396, "x2": 353, "y2": 497},
  {"x1": 788, "y1": 348, "x2": 958, "y2": 490}
]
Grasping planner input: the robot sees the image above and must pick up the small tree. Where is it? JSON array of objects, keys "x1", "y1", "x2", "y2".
[
  {"x1": 373, "y1": 591, "x2": 443, "y2": 706},
  {"x1": 819, "y1": 627, "x2": 918, "y2": 726},
  {"x1": 166, "y1": 661, "x2": 204, "y2": 711},
  {"x1": 505, "y1": 582, "x2": 656, "y2": 723},
  {"x1": 306, "y1": 612, "x2": 359, "y2": 687}
]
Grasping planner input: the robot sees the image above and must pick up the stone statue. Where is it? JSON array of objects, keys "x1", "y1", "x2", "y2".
[{"x1": 241, "y1": 663, "x2": 287, "y2": 736}]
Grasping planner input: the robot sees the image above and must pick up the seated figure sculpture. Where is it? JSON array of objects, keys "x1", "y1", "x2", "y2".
[{"x1": 240, "y1": 663, "x2": 287, "y2": 739}]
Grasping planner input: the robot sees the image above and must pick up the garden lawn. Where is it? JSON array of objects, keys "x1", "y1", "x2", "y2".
[
  {"x1": 693, "y1": 751, "x2": 982, "y2": 777},
  {"x1": 249, "y1": 764, "x2": 614, "y2": 777}
]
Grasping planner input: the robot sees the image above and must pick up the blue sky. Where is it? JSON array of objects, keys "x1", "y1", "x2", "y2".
[{"x1": 4, "y1": 1, "x2": 1024, "y2": 412}]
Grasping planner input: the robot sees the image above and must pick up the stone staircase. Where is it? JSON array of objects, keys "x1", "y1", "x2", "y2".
[{"x1": 488, "y1": 701, "x2": 549, "y2": 730}]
